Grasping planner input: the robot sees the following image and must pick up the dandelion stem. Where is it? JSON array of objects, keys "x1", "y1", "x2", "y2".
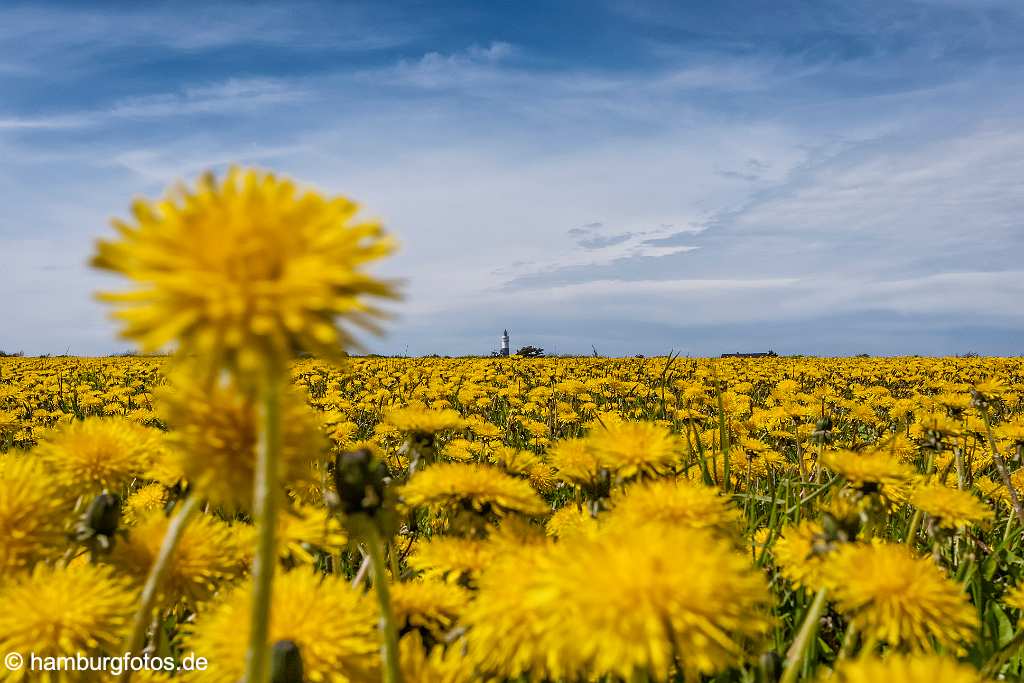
[
  {"x1": 836, "y1": 622, "x2": 858, "y2": 661},
  {"x1": 905, "y1": 509, "x2": 922, "y2": 547},
  {"x1": 364, "y1": 522, "x2": 404, "y2": 683},
  {"x1": 244, "y1": 365, "x2": 283, "y2": 683},
  {"x1": 122, "y1": 493, "x2": 201, "y2": 680},
  {"x1": 715, "y1": 377, "x2": 731, "y2": 492},
  {"x1": 351, "y1": 550, "x2": 371, "y2": 588},
  {"x1": 981, "y1": 406, "x2": 1024, "y2": 529},
  {"x1": 779, "y1": 587, "x2": 828, "y2": 683}
]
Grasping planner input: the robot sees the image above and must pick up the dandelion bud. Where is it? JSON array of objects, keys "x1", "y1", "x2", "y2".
[
  {"x1": 333, "y1": 448, "x2": 390, "y2": 519},
  {"x1": 83, "y1": 492, "x2": 121, "y2": 538},
  {"x1": 271, "y1": 639, "x2": 304, "y2": 683},
  {"x1": 812, "y1": 416, "x2": 833, "y2": 445},
  {"x1": 970, "y1": 388, "x2": 991, "y2": 410}
]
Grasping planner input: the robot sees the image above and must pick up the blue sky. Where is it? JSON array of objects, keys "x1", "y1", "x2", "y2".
[{"x1": 2, "y1": 0, "x2": 1023, "y2": 357}]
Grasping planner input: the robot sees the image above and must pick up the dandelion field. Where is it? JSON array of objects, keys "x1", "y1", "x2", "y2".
[
  {"x1": 3, "y1": 352, "x2": 1024, "y2": 682},
  {"x1": 2, "y1": 169, "x2": 1024, "y2": 682}
]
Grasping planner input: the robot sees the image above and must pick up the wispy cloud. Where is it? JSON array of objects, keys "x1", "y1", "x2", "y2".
[
  {"x1": 0, "y1": 3, "x2": 410, "y2": 75},
  {"x1": 2, "y1": 1, "x2": 1023, "y2": 355}
]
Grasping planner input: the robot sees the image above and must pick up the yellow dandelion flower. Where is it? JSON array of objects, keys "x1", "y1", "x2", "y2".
[
  {"x1": 0, "y1": 563, "x2": 135, "y2": 679},
  {"x1": 35, "y1": 417, "x2": 155, "y2": 493},
  {"x1": 912, "y1": 411, "x2": 963, "y2": 442},
  {"x1": 465, "y1": 523, "x2": 773, "y2": 681},
  {"x1": 92, "y1": 167, "x2": 397, "y2": 377},
  {"x1": 489, "y1": 445, "x2": 557, "y2": 493},
  {"x1": 588, "y1": 419, "x2": 681, "y2": 479},
  {"x1": 0, "y1": 456, "x2": 71, "y2": 574},
  {"x1": 820, "y1": 448, "x2": 915, "y2": 504},
  {"x1": 773, "y1": 521, "x2": 830, "y2": 591},
  {"x1": 185, "y1": 569, "x2": 379, "y2": 683},
  {"x1": 999, "y1": 419, "x2": 1024, "y2": 442},
  {"x1": 235, "y1": 503, "x2": 347, "y2": 565},
  {"x1": 603, "y1": 478, "x2": 741, "y2": 536},
  {"x1": 400, "y1": 463, "x2": 549, "y2": 517},
  {"x1": 911, "y1": 482, "x2": 992, "y2": 529},
  {"x1": 143, "y1": 433, "x2": 187, "y2": 487},
  {"x1": 158, "y1": 374, "x2": 326, "y2": 511},
  {"x1": 974, "y1": 377, "x2": 1008, "y2": 399},
  {"x1": 821, "y1": 654, "x2": 990, "y2": 683},
  {"x1": 407, "y1": 536, "x2": 495, "y2": 584},
  {"x1": 547, "y1": 437, "x2": 602, "y2": 486},
  {"x1": 386, "y1": 406, "x2": 466, "y2": 436},
  {"x1": 824, "y1": 542, "x2": 977, "y2": 652},
  {"x1": 752, "y1": 527, "x2": 773, "y2": 552},
  {"x1": 546, "y1": 505, "x2": 600, "y2": 540},
  {"x1": 111, "y1": 509, "x2": 244, "y2": 608},
  {"x1": 390, "y1": 580, "x2": 470, "y2": 639},
  {"x1": 821, "y1": 448, "x2": 915, "y2": 487},
  {"x1": 973, "y1": 475, "x2": 1002, "y2": 502},
  {"x1": 1004, "y1": 583, "x2": 1024, "y2": 611},
  {"x1": 122, "y1": 483, "x2": 168, "y2": 526},
  {"x1": 440, "y1": 438, "x2": 477, "y2": 462},
  {"x1": 0, "y1": 410, "x2": 21, "y2": 436},
  {"x1": 400, "y1": 631, "x2": 472, "y2": 683}
]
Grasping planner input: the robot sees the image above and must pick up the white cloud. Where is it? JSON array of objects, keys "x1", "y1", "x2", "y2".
[{"x1": 373, "y1": 41, "x2": 518, "y2": 89}]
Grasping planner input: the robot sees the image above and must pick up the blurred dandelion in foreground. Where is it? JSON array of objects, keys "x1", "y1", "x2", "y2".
[
  {"x1": 186, "y1": 570, "x2": 379, "y2": 683},
  {"x1": 465, "y1": 523, "x2": 773, "y2": 681},
  {"x1": 157, "y1": 373, "x2": 326, "y2": 512},
  {"x1": 773, "y1": 521, "x2": 831, "y2": 591},
  {"x1": 112, "y1": 510, "x2": 245, "y2": 608},
  {"x1": 92, "y1": 166, "x2": 398, "y2": 378},
  {"x1": 88, "y1": 164, "x2": 405, "y2": 683},
  {"x1": 821, "y1": 654, "x2": 990, "y2": 683},
  {"x1": 0, "y1": 563, "x2": 136, "y2": 674},
  {"x1": 0, "y1": 456, "x2": 71, "y2": 574}
]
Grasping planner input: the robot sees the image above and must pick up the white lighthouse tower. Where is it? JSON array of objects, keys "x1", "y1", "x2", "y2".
[{"x1": 500, "y1": 329, "x2": 510, "y2": 356}]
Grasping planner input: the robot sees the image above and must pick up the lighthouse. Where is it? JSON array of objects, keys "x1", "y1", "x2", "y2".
[{"x1": 500, "y1": 329, "x2": 510, "y2": 356}]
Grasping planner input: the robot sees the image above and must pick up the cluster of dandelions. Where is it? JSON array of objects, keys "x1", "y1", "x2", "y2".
[{"x1": 3, "y1": 165, "x2": 1024, "y2": 682}]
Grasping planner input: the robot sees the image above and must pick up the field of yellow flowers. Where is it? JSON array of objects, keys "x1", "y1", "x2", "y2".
[{"x1": 2, "y1": 168, "x2": 1024, "y2": 683}]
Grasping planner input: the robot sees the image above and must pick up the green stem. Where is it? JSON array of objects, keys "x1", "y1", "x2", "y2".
[
  {"x1": 122, "y1": 494, "x2": 201, "y2": 681},
  {"x1": 905, "y1": 509, "x2": 922, "y2": 547},
  {"x1": 982, "y1": 407, "x2": 1024, "y2": 529},
  {"x1": 836, "y1": 622, "x2": 858, "y2": 661},
  {"x1": 954, "y1": 446, "x2": 966, "y2": 490},
  {"x1": 780, "y1": 588, "x2": 828, "y2": 683},
  {"x1": 716, "y1": 379, "x2": 731, "y2": 492},
  {"x1": 244, "y1": 366, "x2": 283, "y2": 683},
  {"x1": 365, "y1": 523, "x2": 404, "y2": 683}
]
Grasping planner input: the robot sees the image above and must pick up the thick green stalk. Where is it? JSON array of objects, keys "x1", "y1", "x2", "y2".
[
  {"x1": 779, "y1": 588, "x2": 828, "y2": 683},
  {"x1": 244, "y1": 366, "x2": 283, "y2": 683},
  {"x1": 122, "y1": 494, "x2": 201, "y2": 680},
  {"x1": 365, "y1": 523, "x2": 404, "y2": 683}
]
